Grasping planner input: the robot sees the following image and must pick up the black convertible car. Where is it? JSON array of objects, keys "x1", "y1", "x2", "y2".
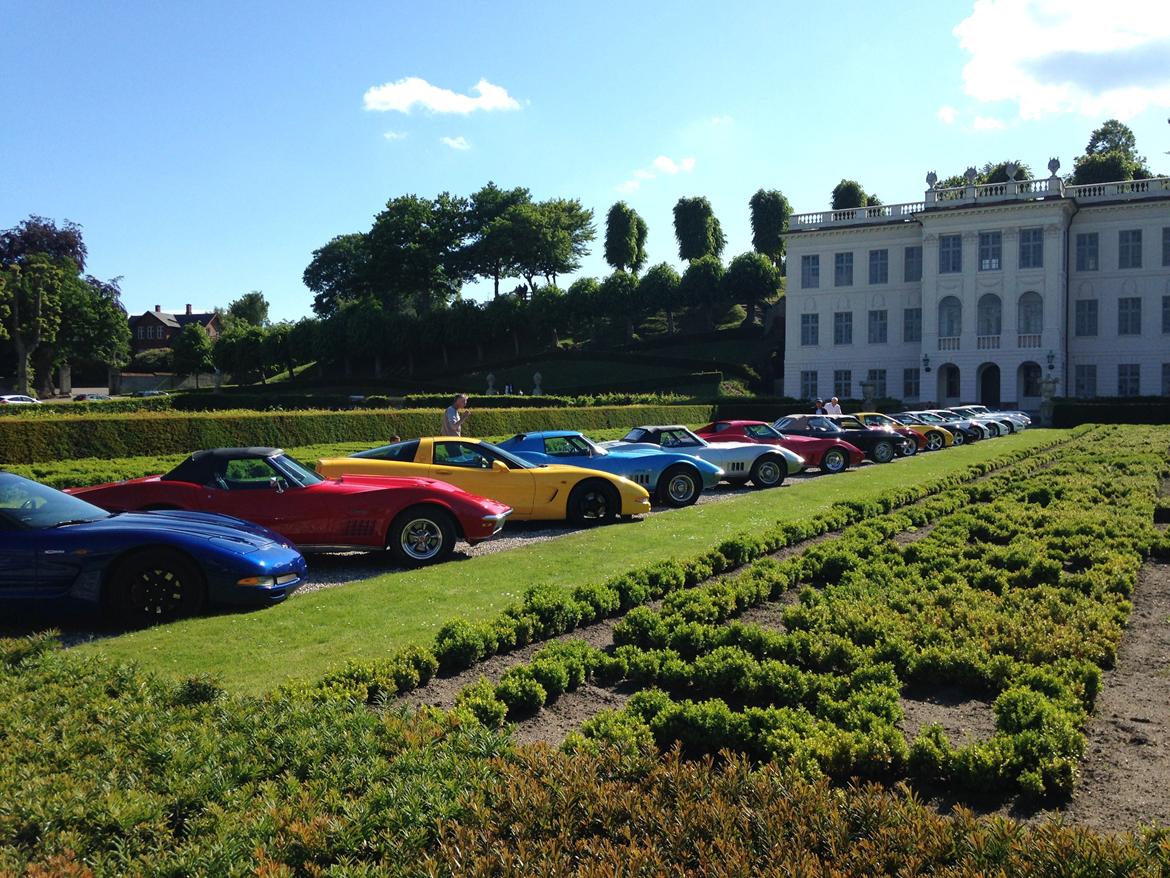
[{"x1": 772, "y1": 415, "x2": 912, "y2": 463}]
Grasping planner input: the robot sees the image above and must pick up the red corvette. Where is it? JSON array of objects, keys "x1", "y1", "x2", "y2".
[
  {"x1": 69, "y1": 447, "x2": 512, "y2": 567},
  {"x1": 695, "y1": 420, "x2": 865, "y2": 474}
]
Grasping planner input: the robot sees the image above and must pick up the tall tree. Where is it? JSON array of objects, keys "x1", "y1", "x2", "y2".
[
  {"x1": 0, "y1": 256, "x2": 67, "y2": 395},
  {"x1": 41, "y1": 275, "x2": 130, "y2": 394},
  {"x1": 172, "y1": 322, "x2": 214, "y2": 388},
  {"x1": 679, "y1": 255, "x2": 726, "y2": 330},
  {"x1": 0, "y1": 216, "x2": 86, "y2": 271},
  {"x1": 598, "y1": 270, "x2": 641, "y2": 341},
  {"x1": 1072, "y1": 119, "x2": 1152, "y2": 184},
  {"x1": 303, "y1": 233, "x2": 372, "y2": 318},
  {"x1": 748, "y1": 189, "x2": 790, "y2": 268},
  {"x1": 636, "y1": 263, "x2": 682, "y2": 335},
  {"x1": 831, "y1": 180, "x2": 868, "y2": 210},
  {"x1": 228, "y1": 290, "x2": 270, "y2": 326},
  {"x1": 1086, "y1": 119, "x2": 1141, "y2": 160},
  {"x1": 564, "y1": 277, "x2": 601, "y2": 340},
  {"x1": 497, "y1": 199, "x2": 595, "y2": 292},
  {"x1": 364, "y1": 193, "x2": 468, "y2": 314},
  {"x1": 604, "y1": 201, "x2": 648, "y2": 273},
  {"x1": 672, "y1": 197, "x2": 726, "y2": 261},
  {"x1": 466, "y1": 182, "x2": 531, "y2": 297},
  {"x1": 722, "y1": 252, "x2": 779, "y2": 326}
]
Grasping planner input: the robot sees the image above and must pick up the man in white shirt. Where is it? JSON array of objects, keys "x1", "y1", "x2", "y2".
[
  {"x1": 826, "y1": 397, "x2": 843, "y2": 415},
  {"x1": 441, "y1": 393, "x2": 469, "y2": 436}
]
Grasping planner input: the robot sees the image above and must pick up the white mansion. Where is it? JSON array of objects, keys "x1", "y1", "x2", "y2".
[{"x1": 782, "y1": 161, "x2": 1169, "y2": 409}]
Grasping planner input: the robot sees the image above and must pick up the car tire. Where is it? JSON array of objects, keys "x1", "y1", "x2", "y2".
[
  {"x1": 900, "y1": 439, "x2": 917, "y2": 457},
  {"x1": 388, "y1": 507, "x2": 457, "y2": 567},
  {"x1": 951, "y1": 430, "x2": 966, "y2": 446},
  {"x1": 871, "y1": 440, "x2": 896, "y2": 464},
  {"x1": 657, "y1": 465, "x2": 701, "y2": 508},
  {"x1": 987, "y1": 423, "x2": 1001, "y2": 438},
  {"x1": 820, "y1": 448, "x2": 848, "y2": 474},
  {"x1": 107, "y1": 548, "x2": 206, "y2": 626},
  {"x1": 749, "y1": 454, "x2": 786, "y2": 488},
  {"x1": 925, "y1": 431, "x2": 945, "y2": 452},
  {"x1": 568, "y1": 480, "x2": 620, "y2": 525}
]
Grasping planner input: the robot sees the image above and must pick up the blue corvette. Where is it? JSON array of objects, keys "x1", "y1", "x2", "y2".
[
  {"x1": 0, "y1": 472, "x2": 307, "y2": 625},
  {"x1": 496, "y1": 430, "x2": 724, "y2": 507}
]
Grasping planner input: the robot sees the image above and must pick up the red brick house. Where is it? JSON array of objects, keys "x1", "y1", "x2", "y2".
[{"x1": 129, "y1": 305, "x2": 221, "y2": 353}]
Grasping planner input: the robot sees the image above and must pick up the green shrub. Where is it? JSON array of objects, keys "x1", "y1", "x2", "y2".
[
  {"x1": 496, "y1": 667, "x2": 548, "y2": 717},
  {"x1": 434, "y1": 619, "x2": 487, "y2": 672},
  {"x1": 454, "y1": 677, "x2": 509, "y2": 728}
]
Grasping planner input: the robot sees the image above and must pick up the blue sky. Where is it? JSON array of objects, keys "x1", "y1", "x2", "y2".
[{"x1": 3, "y1": 0, "x2": 1168, "y2": 321}]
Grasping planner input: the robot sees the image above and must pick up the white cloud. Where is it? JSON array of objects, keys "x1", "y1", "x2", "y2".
[
  {"x1": 709, "y1": 114, "x2": 734, "y2": 126},
  {"x1": 363, "y1": 77, "x2": 520, "y2": 114},
  {"x1": 936, "y1": 104, "x2": 958, "y2": 125},
  {"x1": 615, "y1": 154, "x2": 697, "y2": 193},
  {"x1": 382, "y1": 130, "x2": 408, "y2": 141},
  {"x1": 440, "y1": 135, "x2": 471, "y2": 151},
  {"x1": 953, "y1": 0, "x2": 1170, "y2": 120},
  {"x1": 971, "y1": 115, "x2": 1006, "y2": 130}
]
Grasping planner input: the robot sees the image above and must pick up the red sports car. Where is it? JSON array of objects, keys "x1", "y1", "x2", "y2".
[
  {"x1": 695, "y1": 420, "x2": 865, "y2": 474},
  {"x1": 69, "y1": 447, "x2": 512, "y2": 567}
]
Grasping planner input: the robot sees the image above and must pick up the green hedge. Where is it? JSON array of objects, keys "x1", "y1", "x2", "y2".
[
  {"x1": 0, "y1": 404, "x2": 715, "y2": 464},
  {"x1": 1052, "y1": 396, "x2": 1170, "y2": 428}
]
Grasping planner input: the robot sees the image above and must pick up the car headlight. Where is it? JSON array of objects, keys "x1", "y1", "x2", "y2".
[{"x1": 237, "y1": 573, "x2": 300, "y2": 587}]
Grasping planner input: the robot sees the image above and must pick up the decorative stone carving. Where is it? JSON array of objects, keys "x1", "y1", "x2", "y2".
[
  {"x1": 1039, "y1": 376, "x2": 1059, "y2": 427},
  {"x1": 1047, "y1": 157, "x2": 1061, "y2": 176},
  {"x1": 1004, "y1": 162, "x2": 1018, "y2": 180},
  {"x1": 926, "y1": 171, "x2": 938, "y2": 188},
  {"x1": 964, "y1": 167, "x2": 978, "y2": 183},
  {"x1": 485, "y1": 373, "x2": 497, "y2": 395},
  {"x1": 860, "y1": 380, "x2": 876, "y2": 409},
  {"x1": 922, "y1": 233, "x2": 938, "y2": 244},
  {"x1": 532, "y1": 372, "x2": 543, "y2": 396}
]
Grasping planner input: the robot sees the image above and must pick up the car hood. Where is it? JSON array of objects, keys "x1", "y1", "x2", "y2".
[{"x1": 70, "y1": 510, "x2": 281, "y2": 553}]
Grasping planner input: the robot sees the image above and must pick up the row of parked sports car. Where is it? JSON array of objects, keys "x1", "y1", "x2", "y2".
[{"x1": 0, "y1": 404, "x2": 1028, "y2": 625}]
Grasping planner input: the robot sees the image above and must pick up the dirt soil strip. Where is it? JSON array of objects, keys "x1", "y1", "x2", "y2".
[
  {"x1": 899, "y1": 685, "x2": 997, "y2": 747},
  {"x1": 1031, "y1": 559, "x2": 1170, "y2": 833}
]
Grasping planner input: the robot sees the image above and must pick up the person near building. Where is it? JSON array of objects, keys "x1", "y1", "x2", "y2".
[
  {"x1": 441, "y1": 394, "x2": 469, "y2": 436},
  {"x1": 813, "y1": 398, "x2": 828, "y2": 415},
  {"x1": 826, "y1": 397, "x2": 843, "y2": 415}
]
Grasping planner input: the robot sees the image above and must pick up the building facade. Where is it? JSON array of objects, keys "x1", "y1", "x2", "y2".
[
  {"x1": 783, "y1": 163, "x2": 1170, "y2": 409},
  {"x1": 129, "y1": 305, "x2": 220, "y2": 354}
]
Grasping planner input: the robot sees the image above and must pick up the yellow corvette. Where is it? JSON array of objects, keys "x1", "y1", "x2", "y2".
[
  {"x1": 317, "y1": 437, "x2": 652, "y2": 525},
  {"x1": 854, "y1": 411, "x2": 954, "y2": 452}
]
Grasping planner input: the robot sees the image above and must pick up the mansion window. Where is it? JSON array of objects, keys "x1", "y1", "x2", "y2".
[
  {"x1": 903, "y1": 367, "x2": 920, "y2": 399},
  {"x1": 1118, "y1": 297, "x2": 1142, "y2": 336},
  {"x1": 1018, "y1": 227, "x2": 1044, "y2": 269},
  {"x1": 866, "y1": 368, "x2": 887, "y2": 398},
  {"x1": 1020, "y1": 363, "x2": 1043, "y2": 398},
  {"x1": 868, "y1": 249, "x2": 888, "y2": 284},
  {"x1": 1163, "y1": 295, "x2": 1170, "y2": 334},
  {"x1": 1164, "y1": 363, "x2": 1170, "y2": 397},
  {"x1": 1118, "y1": 364, "x2": 1140, "y2": 397},
  {"x1": 801, "y1": 254, "x2": 820, "y2": 289},
  {"x1": 1075, "y1": 233, "x2": 1098, "y2": 271},
  {"x1": 1074, "y1": 299, "x2": 1098, "y2": 337},
  {"x1": 938, "y1": 235, "x2": 962, "y2": 274},
  {"x1": 800, "y1": 370, "x2": 818, "y2": 399},
  {"x1": 1163, "y1": 227, "x2": 1170, "y2": 267},
  {"x1": 1017, "y1": 291, "x2": 1043, "y2": 335},
  {"x1": 800, "y1": 313, "x2": 819, "y2": 346},
  {"x1": 978, "y1": 231, "x2": 1001, "y2": 271},
  {"x1": 904, "y1": 246, "x2": 922, "y2": 282},
  {"x1": 1074, "y1": 365, "x2": 1096, "y2": 399},
  {"x1": 833, "y1": 311, "x2": 853, "y2": 345},
  {"x1": 1119, "y1": 230, "x2": 1142, "y2": 269},
  {"x1": 833, "y1": 370, "x2": 852, "y2": 399},
  {"x1": 903, "y1": 307, "x2": 921, "y2": 342},
  {"x1": 834, "y1": 252, "x2": 854, "y2": 287},
  {"x1": 867, "y1": 309, "x2": 887, "y2": 344}
]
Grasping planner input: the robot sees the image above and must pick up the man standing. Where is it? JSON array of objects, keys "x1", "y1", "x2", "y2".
[
  {"x1": 441, "y1": 393, "x2": 469, "y2": 436},
  {"x1": 826, "y1": 397, "x2": 843, "y2": 415}
]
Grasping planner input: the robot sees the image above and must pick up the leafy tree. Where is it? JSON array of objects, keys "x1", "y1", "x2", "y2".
[
  {"x1": 1071, "y1": 120, "x2": 1152, "y2": 184},
  {"x1": 604, "y1": 202, "x2": 648, "y2": 274},
  {"x1": 866, "y1": 193, "x2": 883, "y2": 207},
  {"x1": 938, "y1": 161, "x2": 1034, "y2": 189},
  {"x1": 262, "y1": 322, "x2": 297, "y2": 380},
  {"x1": 679, "y1": 255, "x2": 726, "y2": 330},
  {"x1": 484, "y1": 293, "x2": 526, "y2": 357},
  {"x1": 830, "y1": 180, "x2": 868, "y2": 210},
  {"x1": 598, "y1": 270, "x2": 641, "y2": 340},
  {"x1": 722, "y1": 252, "x2": 779, "y2": 325},
  {"x1": 303, "y1": 233, "x2": 373, "y2": 318},
  {"x1": 1086, "y1": 119, "x2": 1141, "y2": 160},
  {"x1": 564, "y1": 277, "x2": 601, "y2": 340},
  {"x1": 748, "y1": 189, "x2": 789, "y2": 268},
  {"x1": 529, "y1": 284, "x2": 567, "y2": 347},
  {"x1": 0, "y1": 216, "x2": 86, "y2": 270},
  {"x1": 672, "y1": 197, "x2": 726, "y2": 261},
  {"x1": 0, "y1": 256, "x2": 67, "y2": 394},
  {"x1": 466, "y1": 182, "x2": 531, "y2": 297},
  {"x1": 496, "y1": 199, "x2": 595, "y2": 292},
  {"x1": 172, "y1": 323, "x2": 214, "y2": 388},
  {"x1": 636, "y1": 263, "x2": 682, "y2": 334},
  {"x1": 290, "y1": 318, "x2": 321, "y2": 376},
  {"x1": 227, "y1": 291, "x2": 270, "y2": 326},
  {"x1": 365, "y1": 192, "x2": 468, "y2": 314}
]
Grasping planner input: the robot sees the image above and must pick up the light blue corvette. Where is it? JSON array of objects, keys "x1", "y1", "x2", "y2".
[{"x1": 496, "y1": 430, "x2": 724, "y2": 508}]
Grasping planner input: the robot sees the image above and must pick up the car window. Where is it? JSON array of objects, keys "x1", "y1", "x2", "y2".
[
  {"x1": 744, "y1": 424, "x2": 778, "y2": 438},
  {"x1": 223, "y1": 458, "x2": 282, "y2": 489},
  {"x1": 434, "y1": 441, "x2": 494, "y2": 469},
  {"x1": 807, "y1": 417, "x2": 836, "y2": 432},
  {"x1": 773, "y1": 418, "x2": 796, "y2": 430},
  {"x1": 543, "y1": 435, "x2": 590, "y2": 456},
  {"x1": 836, "y1": 416, "x2": 866, "y2": 430},
  {"x1": 272, "y1": 454, "x2": 323, "y2": 487},
  {"x1": 713, "y1": 423, "x2": 730, "y2": 433},
  {"x1": 622, "y1": 429, "x2": 648, "y2": 442},
  {"x1": 352, "y1": 440, "x2": 420, "y2": 462}
]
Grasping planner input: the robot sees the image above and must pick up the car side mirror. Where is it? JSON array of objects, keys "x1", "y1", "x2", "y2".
[
  {"x1": 268, "y1": 477, "x2": 284, "y2": 494},
  {"x1": 492, "y1": 460, "x2": 509, "y2": 473}
]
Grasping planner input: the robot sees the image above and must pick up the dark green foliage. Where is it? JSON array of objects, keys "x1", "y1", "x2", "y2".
[
  {"x1": 672, "y1": 196, "x2": 726, "y2": 261},
  {"x1": 831, "y1": 179, "x2": 868, "y2": 210}
]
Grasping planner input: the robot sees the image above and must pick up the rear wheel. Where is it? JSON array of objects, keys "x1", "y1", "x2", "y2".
[
  {"x1": 107, "y1": 549, "x2": 205, "y2": 626},
  {"x1": 568, "y1": 480, "x2": 620, "y2": 525},
  {"x1": 871, "y1": 440, "x2": 896, "y2": 464},
  {"x1": 656, "y1": 465, "x2": 701, "y2": 508},
  {"x1": 820, "y1": 448, "x2": 848, "y2": 474},
  {"x1": 900, "y1": 438, "x2": 917, "y2": 457},
  {"x1": 750, "y1": 454, "x2": 786, "y2": 488},
  {"x1": 951, "y1": 429, "x2": 966, "y2": 446},
  {"x1": 925, "y1": 431, "x2": 945, "y2": 452},
  {"x1": 388, "y1": 507, "x2": 456, "y2": 567}
]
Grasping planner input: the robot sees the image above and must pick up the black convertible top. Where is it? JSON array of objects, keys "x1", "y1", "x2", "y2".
[{"x1": 163, "y1": 448, "x2": 283, "y2": 484}]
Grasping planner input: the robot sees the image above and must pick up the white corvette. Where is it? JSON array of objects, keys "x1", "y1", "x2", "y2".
[{"x1": 602, "y1": 425, "x2": 804, "y2": 489}]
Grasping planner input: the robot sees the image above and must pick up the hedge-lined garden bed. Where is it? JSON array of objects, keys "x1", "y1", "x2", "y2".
[
  {"x1": 1053, "y1": 396, "x2": 1170, "y2": 427},
  {"x1": 0, "y1": 404, "x2": 715, "y2": 464}
]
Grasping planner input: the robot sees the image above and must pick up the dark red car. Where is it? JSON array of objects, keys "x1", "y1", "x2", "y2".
[
  {"x1": 695, "y1": 420, "x2": 865, "y2": 474},
  {"x1": 69, "y1": 447, "x2": 512, "y2": 567}
]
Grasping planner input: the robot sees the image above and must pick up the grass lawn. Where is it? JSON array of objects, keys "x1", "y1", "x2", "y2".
[{"x1": 77, "y1": 430, "x2": 1065, "y2": 693}]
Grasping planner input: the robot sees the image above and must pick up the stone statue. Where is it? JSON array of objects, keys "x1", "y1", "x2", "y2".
[
  {"x1": 1039, "y1": 376, "x2": 1059, "y2": 427},
  {"x1": 485, "y1": 373, "x2": 497, "y2": 395},
  {"x1": 531, "y1": 372, "x2": 543, "y2": 396},
  {"x1": 860, "y1": 379, "x2": 876, "y2": 410}
]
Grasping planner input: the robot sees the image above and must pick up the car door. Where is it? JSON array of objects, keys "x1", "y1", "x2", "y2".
[
  {"x1": 430, "y1": 440, "x2": 534, "y2": 515},
  {"x1": 200, "y1": 458, "x2": 303, "y2": 542},
  {"x1": 0, "y1": 513, "x2": 39, "y2": 595}
]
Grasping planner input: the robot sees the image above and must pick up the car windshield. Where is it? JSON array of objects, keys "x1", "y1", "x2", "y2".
[
  {"x1": 478, "y1": 441, "x2": 536, "y2": 469},
  {"x1": 271, "y1": 454, "x2": 324, "y2": 487},
  {"x1": 861, "y1": 414, "x2": 895, "y2": 428},
  {"x1": 891, "y1": 413, "x2": 921, "y2": 425},
  {"x1": 622, "y1": 428, "x2": 648, "y2": 442},
  {"x1": 743, "y1": 424, "x2": 782, "y2": 439},
  {"x1": 659, "y1": 428, "x2": 705, "y2": 448},
  {"x1": 0, "y1": 475, "x2": 111, "y2": 529},
  {"x1": 914, "y1": 412, "x2": 946, "y2": 424},
  {"x1": 542, "y1": 434, "x2": 603, "y2": 457},
  {"x1": 835, "y1": 416, "x2": 868, "y2": 430}
]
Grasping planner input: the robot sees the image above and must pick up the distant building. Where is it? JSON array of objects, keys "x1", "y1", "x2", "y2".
[
  {"x1": 129, "y1": 304, "x2": 221, "y2": 353},
  {"x1": 783, "y1": 162, "x2": 1170, "y2": 408}
]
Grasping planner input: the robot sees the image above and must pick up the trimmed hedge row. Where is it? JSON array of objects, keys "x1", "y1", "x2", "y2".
[
  {"x1": 0, "y1": 404, "x2": 715, "y2": 464},
  {"x1": 1052, "y1": 396, "x2": 1170, "y2": 427}
]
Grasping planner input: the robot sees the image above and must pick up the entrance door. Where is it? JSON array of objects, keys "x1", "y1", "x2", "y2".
[{"x1": 979, "y1": 364, "x2": 1001, "y2": 407}]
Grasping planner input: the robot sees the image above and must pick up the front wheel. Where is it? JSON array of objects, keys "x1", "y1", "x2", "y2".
[
  {"x1": 750, "y1": 454, "x2": 786, "y2": 488},
  {"x1": 951, "y1": 429, "x2": 966, "y2": 446},
  {"x1": 925, "y1": 431, "x2": 945, "y2": 452},
  {"x1": 389, "y1": 507, "x2": 456, "y2": 567},
  {"x1": 820, "y1": 448, "x2": 848, "y2": 474},
  {"x1": 657, "y1": 465, "x2": 701, "y2": 508},
  {"x1": 871, "y1": 440, "x2": 896, "y2": 464},
  {"x1": 108, "y1": 549, "x2": 206, "y2": 626},
  {"x1": 900, "y1": 438, "x2": 917, "y2": 457},
  {"x1": 568, "y1": 481, "x2": 620, "y2": 525}
]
